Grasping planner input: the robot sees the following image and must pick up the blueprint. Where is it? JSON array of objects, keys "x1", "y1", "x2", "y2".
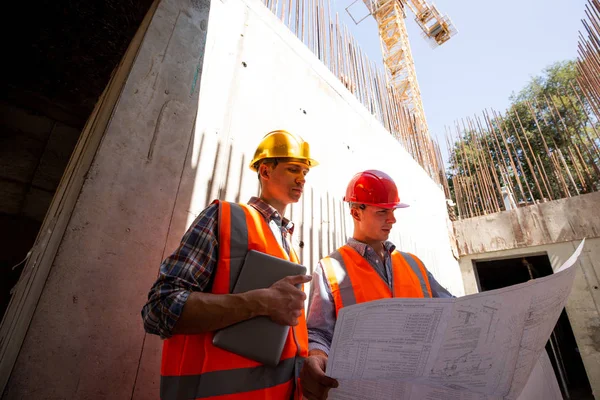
[
  {"x1": 326, "y1": 240, "x2": 583, "y2": 399},
  {"x1": 328, "y1": 351, "x2": 560, "y2": 400}
]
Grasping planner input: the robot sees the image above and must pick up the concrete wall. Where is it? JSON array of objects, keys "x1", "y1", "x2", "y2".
[
  {"x1": 454, "y1": 192, "x2": 600, "y2": 398},
  {"x1": 0, "y1": 101, "x2": 81, "y2": 321},
  {"x1": 0, "y1": 101, "x2": 80, "y2": 222},
  {"x1": 454, "y1": 191, "x2": 600, "y2": 257},
  {"x1": 2, "y1": 0, "x2": 462, "y2": 397}
]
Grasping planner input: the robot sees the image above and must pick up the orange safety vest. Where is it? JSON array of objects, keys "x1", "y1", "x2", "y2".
[
  {"x1": 321, "y1": 244, "x2": 432, "y2": 315},
  {"x1": 160, "y1": 201, "x2": 308, "y2": 400}
]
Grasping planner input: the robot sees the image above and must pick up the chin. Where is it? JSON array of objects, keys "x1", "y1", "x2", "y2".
[{"x1": 289, "y1": 192, "x2": 302, "y2": 202}]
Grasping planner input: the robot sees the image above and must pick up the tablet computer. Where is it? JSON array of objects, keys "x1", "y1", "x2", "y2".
[{"x1": 212, "y1": 250, "x2": 307, "y2": 366}]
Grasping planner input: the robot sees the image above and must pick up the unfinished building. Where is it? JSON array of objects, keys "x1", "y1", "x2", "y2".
[
  {"x1": 445, "y1": 1, "x2": 600, "y2": 397},
  {"x1": 1, "y1": 0, "x2": 598, "y2": 397},
  {"x1": 0, "y1": 0, "x2": 461, "y2": 397}
]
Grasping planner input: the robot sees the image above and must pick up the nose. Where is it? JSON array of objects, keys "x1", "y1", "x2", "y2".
[
  {"x1": 296, "y1": 174, "x2": 306, "y2": 185},
  {"x1": 386, "y1": 210, "x2": 396, "y2": 224}
]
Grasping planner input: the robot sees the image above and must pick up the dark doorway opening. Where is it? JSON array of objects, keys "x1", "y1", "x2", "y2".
[
  {"x1": 0, "y1": 0, "x2": 154, "y2": 321},
  {"x1": 474, "y1": 254, "x2": 593, "y2": 400}
]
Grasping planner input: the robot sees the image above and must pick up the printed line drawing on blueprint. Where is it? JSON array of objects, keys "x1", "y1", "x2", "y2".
[{"x1": 429, "y1": 299, "x2": 524, "y2": 394}]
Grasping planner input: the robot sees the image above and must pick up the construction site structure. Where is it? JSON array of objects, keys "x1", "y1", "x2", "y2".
[
  {"x1": 361, "y1": 0, "x2": 456, "y2": 136},
  {"x1": 577, "y1": 0, "x2": 600, "y2": 119},
  {"x1": 434, "y1": 2, "x2": 600, "y2": 396},
  {"x1": 251, "y1": 0, "x2": 451, "y2": 187},
  {"x1": 1, "y1": 0, "x2": 599, "y2": 398},
  {"x1": 0, "y1": 0, "x2": 464, "y2": 397},
  {"x1": 445, "y1": 0, "x2": 600, "y2": 221}
]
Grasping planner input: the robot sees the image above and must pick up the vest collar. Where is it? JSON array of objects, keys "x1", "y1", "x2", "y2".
[{"x1": 346, "y1": 237, "x2": 396, "y2": 256}]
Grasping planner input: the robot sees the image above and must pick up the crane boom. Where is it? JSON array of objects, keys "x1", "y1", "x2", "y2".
[{"x1": 362, "y1": 0, "x2": 456, "y2": 135}]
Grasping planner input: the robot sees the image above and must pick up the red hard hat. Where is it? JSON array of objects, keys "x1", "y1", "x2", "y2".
[{"x1": 344, "y1": 170, "x2": 409, "y2": 209}]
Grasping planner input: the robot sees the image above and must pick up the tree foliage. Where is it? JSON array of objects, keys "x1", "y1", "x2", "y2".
[{"x1": 447, "y1": 60, "x2": 600, "y2": 216}]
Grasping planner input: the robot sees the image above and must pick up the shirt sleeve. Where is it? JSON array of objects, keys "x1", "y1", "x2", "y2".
[
  {"x1": 427, "y1": 271, "x2": 455, "y2": 298},
  {"x1": 411, "y1": 253, "x2": 455, "y2": 299},
  {"x1": 306, "y1": 261, "x2": 337, "y2": 355},
  {"x1": 141, "y1": 203, "x2": 219, "y2": 338}
]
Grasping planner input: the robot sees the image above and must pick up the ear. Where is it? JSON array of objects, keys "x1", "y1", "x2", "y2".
[
  {"x1": 259, "y1": 163, "x2": 271, "y2": 180},
  {"x1": 350, "y1": 207, "x2": 361, "y2": 222}
]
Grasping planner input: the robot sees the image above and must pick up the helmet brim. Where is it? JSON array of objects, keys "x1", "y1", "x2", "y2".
[
  {"x1": 345, "y1": 200, "x2": 410, "y2": 209},
  {"x1": 377, "y1": 202, "x2": 410, "y2": 209},
  {"x1": 249, "y1": 157, "x2": 319, "y2": 172}
]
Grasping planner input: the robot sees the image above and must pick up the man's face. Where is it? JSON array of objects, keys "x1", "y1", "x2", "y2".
[
  {"x1": 262, "y1": 161, "x2": 309, "y2": 204},
  {"x1": 355, "y1": 205, "x2": 397, "y2": 242}
]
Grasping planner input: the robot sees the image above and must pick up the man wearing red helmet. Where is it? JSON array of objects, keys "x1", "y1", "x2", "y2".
[{"x1": 300, "y1": 169, "x2": 453, "y2": 400}]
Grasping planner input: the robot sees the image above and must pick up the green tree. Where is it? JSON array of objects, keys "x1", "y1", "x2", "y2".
[{"x1": 447, "y1": 60, "x2": 600, "y2": 218}]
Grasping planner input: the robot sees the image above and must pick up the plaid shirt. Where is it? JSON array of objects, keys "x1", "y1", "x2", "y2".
[{"x1": 142, "y1": 197, "x2": 294, "y2": 339}]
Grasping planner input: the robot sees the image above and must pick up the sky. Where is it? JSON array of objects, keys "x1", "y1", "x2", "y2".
[{"x1": 332, "y1": 0, "x2": 588, "y2": 163}]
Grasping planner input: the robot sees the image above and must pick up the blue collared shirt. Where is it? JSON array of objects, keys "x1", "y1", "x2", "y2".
[{"x1": 307, "y1": 238, "x2": 454, "y2": 355}]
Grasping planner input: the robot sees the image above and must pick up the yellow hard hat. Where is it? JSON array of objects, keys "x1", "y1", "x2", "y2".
[{"x1": 249, "y1": 130, "x2": 319, "y2": 171}]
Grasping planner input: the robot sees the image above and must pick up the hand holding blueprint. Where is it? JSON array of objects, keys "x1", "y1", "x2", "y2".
[{"x1": 325, "y1": 240, "x2": 585, "y2": 399}]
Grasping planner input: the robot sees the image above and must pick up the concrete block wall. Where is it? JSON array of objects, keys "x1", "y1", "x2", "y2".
[
  {"x1": 454, "y1": 192, "x2": 600, "y2": 397},
  {"x1": 2, "y1": 0, "x2": 462, "y2": 398}
]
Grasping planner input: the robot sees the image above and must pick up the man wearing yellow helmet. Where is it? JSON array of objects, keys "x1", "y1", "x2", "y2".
[{"x1": 142, "y1": 130, "x2": 318, "y2": 400}]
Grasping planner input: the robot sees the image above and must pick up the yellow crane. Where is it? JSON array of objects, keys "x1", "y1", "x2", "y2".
[{"x1": 350, "y1": 0, "x2": 456, "y2": 135}]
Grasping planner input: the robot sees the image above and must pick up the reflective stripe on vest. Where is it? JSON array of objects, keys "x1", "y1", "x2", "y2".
[
  {"x1": 160, "y1": 201, "x2": 307, "y2": 400},
  {"x1": 322, "y1": 246, "x2": 432, "y2": 313},
  {"x1": 397, "y1": 251, "x2": 431, "y2": 300},
  {"x1": 229, "y1": 203, "x2": 248, "y2": 292},
  {"x1": 322, "y1": 251, "x2": 357, "y2": 308},
  {"x1": 160, "y1": 358, "x2": 296, "y2": 400}
]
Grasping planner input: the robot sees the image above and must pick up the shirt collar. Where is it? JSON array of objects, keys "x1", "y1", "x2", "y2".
[
  {"x1": 346, "y1": 237, "x2": 396, "y2": 255},
  {"x1": 248, "y1": 196, "x2": 295, "y2": 234}
]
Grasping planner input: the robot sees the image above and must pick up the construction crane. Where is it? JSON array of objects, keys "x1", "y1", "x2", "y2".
[{"x1": 349, "y1": 0, "x2": 456, "y2": 135}]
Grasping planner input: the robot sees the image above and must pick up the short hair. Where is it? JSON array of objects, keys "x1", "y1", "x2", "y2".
[
  {"x1": 349, "y1": 202, "x2": 366, "y2": 210},
  {"x1": 254, "y1": 158, "x2": 280, "y2": 173},
  {"x1": 256, "y1": 158, "x2": 281, "y2": 183}
]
